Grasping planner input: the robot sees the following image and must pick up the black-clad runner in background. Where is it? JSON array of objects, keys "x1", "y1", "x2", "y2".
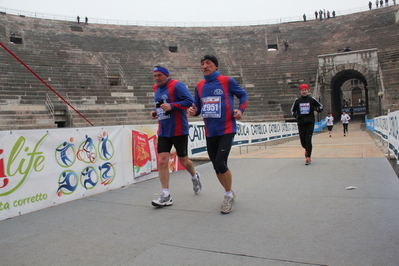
[{"x1": 290, "y1": 84, "x2": 323, "y2": 165}]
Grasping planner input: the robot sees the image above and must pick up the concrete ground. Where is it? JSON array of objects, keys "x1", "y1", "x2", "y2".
[{"x1": 0, "y1": 121, "x2": 398, "y2": 266}]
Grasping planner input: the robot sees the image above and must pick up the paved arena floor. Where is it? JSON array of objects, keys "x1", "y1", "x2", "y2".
[{"x1": 1, "y1": 121, "x2": 398, "y2": 266}]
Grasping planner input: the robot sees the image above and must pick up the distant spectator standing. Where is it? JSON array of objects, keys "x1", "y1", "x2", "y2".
[
  {"x1": 284, "y1": 40, "x2": 289, "y2": 51},
  {"x1": 341, "y1": 111, "x2": 351, "y2": 136},
  {"x1": 393, "y1": 0, "x2": 396, "y2": 5},
  {"x1": 85, "y1": 17, "x2": 88, "y2": 25},
  {"x1": 315, "y1": 10, "x2": 318, "y2": 19},
  {"x1": 319, "y1": 10, "x2": 323, "y2": 20},
  {"x1": 380, "y1": 0, "x2": 383, "y2": 7},
  {"x1": 350, "y1": 107, "x2": 354, "y2": 118},
  {"x1": 77, "y1": 16, "x2": 80, "y2": 24},
  {"x1": 303, "y1": 13, "x2": 307, "y2": 22},
  {"x1": 332, "y1": 10, "x2": 336, "y2": 17},
  {"x1": 385, "y1": 0, "x2": 389, "y2": 6},
  {"x1": 369, "y1": 1, "x2": 373, "y2": 9},
  {"x1": 376, "y1": 0, "x2": 379, "y2": 7},
  {"x1": 327, "y1": 10, "x2": 330, "y2": 18}
]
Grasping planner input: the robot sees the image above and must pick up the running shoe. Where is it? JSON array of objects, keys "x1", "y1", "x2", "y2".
[
  {"x1": 305, "y1": 157, "x2": 311, "y2": 165},
  {"x1": 192, "y1": 172, "x2": 202, "y2": 194},
  {"x1": 221, "y1": 192, "x2": 235, "y2": 214},
  {"x1": 152, "y1": 194, "x2": 173, "y2": 207}
]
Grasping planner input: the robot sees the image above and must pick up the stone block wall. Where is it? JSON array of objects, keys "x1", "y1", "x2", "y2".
[{"x1": 0, "y1": 5, "x2": 398, "y2": 130}]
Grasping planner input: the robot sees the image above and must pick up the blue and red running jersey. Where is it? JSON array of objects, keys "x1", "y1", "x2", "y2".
[
  {"x1": 153, "y1": 78, "x2": 194, "y2": 137},
  {"x1": 194, "y1": 72, "x2": 248, "y2": 137}
]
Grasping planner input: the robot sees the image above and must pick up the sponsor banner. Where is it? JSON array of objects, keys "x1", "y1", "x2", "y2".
[
  {"x1": 342, "y1": 106, "x2": 366, "y2": 113},
  {"x1": 0, "y1": 126, "x2": 133, "y2": 221},
  {"x1": 268, "y1": 122, "x2": 284, "y2": 140},
  {"x1": 248, "y1": 122, "x2": 269, "y2": 143},
  {"x1": 366, "y1": 116, "x2": 374, "y2": 131},
  {"x1": 0, "y1": 121, "x2": 304, "y2": 221},
  {"x1": 374, "y1": 116, "x2": 389, "y2": 140},
  {"x1": 188, "y1": 121, "x2": 299, "y2": 155},
  {"x1": 132, "y1": 130, "x2": 152, "y2": 177},
  {"x1": 388, "y1": 111, "x2": 399, "y2": 162},
  {"x1": 368, "y1": 112, "x2": 399, "y2": 162},
  {"x1": 314, "y1": 118, "x2": 327, "y2": 132},
  {"x1": 234, "y1": 122, "x2": 250, "y2": 145},
  {"x1": 129, "y1": 125, "x2": 183, "y2": 179},
  {"x1": 188, "y1": 122, "x2": 207, "y2": 156}
]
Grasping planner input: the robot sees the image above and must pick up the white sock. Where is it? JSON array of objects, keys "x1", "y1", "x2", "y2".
[
  {"x1": 224, "y1": 191, "x2": 233, "y2": 197},
  {"x1": 191, "y1": 172, "x2": 198, "y2": 180},
  {"x1": 162, "y1": 189, "x2": 170, "y2": 196}
]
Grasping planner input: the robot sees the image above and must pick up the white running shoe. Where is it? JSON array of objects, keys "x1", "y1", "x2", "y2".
[
  {"x1": 221, "y1": 192, "x2": 235, "y2": 214},
  {"x1": 152, "y1": 194, "x2": 173, "y2": 207},
  {"x1": 192, "y1": 172, "x2": 202, "y2": 194}
]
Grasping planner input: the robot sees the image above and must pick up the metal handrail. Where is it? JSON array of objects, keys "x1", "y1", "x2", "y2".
[{"x1": 45, "y1": 93, "x2": 55, "y2": 119}]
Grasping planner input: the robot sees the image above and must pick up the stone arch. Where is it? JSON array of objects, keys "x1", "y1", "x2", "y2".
[{"x1": 321, "y1": 63, "x2": 379, "y2": 120}]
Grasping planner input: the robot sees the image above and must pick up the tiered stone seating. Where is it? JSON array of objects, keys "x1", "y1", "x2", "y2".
[{"x1": 0, "y1": 5, "x2": 398, "y2": 130}]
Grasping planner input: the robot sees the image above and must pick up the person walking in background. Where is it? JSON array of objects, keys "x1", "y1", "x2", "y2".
[
  {"x1": 150, "y1": 63, "x2": 201, "y2": 207},
  {"x1": 188, "y1": 55, "x2": 248, "y2": 214},
  {"x1": 284, "y1": 40, "x2": 289, "y2": 51},
  {"x1": 326, "y1": 113, "x2": 334, "y2": 137},
  {"x1": 341, "y1": 111, "x2": 351, "y2": 136},
  {"x1": 290, "y1": 84, "x2": 323, "y2": 165}
]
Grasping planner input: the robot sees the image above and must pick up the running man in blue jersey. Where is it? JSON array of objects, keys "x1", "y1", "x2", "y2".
[
  {"x1": 150, "y1": 63, "x2": 201, "y2": 207},
  {"x1": 188, "y1": 55, "x2": 248, "y2": 214}
]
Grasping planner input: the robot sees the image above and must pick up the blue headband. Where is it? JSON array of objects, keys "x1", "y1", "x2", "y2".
[{"x1": 153, "y1": 66, "x2": 169, "y2": 77}]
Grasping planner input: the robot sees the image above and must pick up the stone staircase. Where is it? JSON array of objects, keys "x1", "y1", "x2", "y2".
[{"x1": 0, "y1": 5, "x2": 399, "y2": 130}]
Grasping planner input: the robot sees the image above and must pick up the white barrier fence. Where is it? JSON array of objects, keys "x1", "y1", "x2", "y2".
[
  {"x1": 367, "y1": 110, "x2": 399, "y2": 161},
  {"x1": 2, "y1": 111, "x2": 395, "y2": 221},
  {"x1": 0, "y1": 121, "x2": 301, "y2": 221}
]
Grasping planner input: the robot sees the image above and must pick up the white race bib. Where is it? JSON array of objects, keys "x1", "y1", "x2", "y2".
[
  {"x1": 299, "y1": 103, "x2": 310, "y2": 114},
  {"x1": 156, "y1": 108, "x2": 170, "y2": 120},
  {"x1": 201, "y1": 96, "x2": 221, "y2": 118}
]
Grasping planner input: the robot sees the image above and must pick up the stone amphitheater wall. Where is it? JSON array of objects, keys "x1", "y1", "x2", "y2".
[{"x1": 0, "y1": 5, "x2": 398, "y2": 129}]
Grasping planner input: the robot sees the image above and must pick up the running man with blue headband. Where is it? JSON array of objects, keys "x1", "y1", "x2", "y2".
[{"x1": 150, "y1": 63, "x2": 201, "y2": 207}]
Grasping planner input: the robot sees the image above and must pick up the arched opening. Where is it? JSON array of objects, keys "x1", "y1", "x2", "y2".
[{"x1": 329, "y1": 70, "x2": 368, "y2": 121}]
